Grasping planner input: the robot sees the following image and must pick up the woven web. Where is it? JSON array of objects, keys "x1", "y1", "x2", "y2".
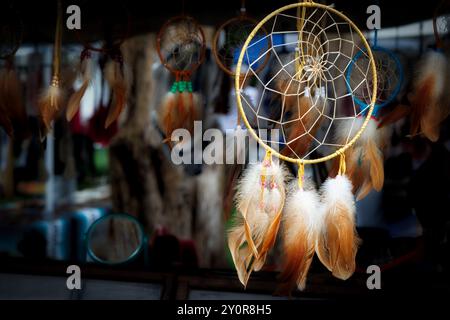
[
  {"x1": 159, "y1": 17, "x2": 204, "y2": 72},
  {"x1": 349, "y1": 48, "x2": 401, "y2": 108},
  {"x1": 215, "y1": 17, "x2": 269, "y2": 74},
  {"x1": 237, "y1": 6, "x2": 374, "y2": 160}
]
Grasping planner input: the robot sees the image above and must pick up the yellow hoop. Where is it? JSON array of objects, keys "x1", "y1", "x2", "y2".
[{"x1": 235, "y1": 2, "x2": 377, "y2": 165}]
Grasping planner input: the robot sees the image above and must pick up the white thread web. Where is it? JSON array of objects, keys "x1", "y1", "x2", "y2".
[
  {"x1": 349, "y1": 48, "x2": 402, "y2": 108},
  {"x1": 158, "y1": 17, "x2": 204, "y2": 72},
  {"x1": 238, "y1": 6, "x2": 375, "y2": 161},
  {"x1": 214, "y1": 17, "x2": 269, "y2": 74}
]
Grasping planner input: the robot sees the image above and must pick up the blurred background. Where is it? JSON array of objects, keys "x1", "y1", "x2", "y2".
[{"x1": 0, "y1": 0, "x2": 449, "y2": 300}]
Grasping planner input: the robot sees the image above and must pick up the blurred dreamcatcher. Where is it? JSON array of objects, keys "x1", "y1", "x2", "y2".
[
  {"x1": 227, "y1": 1, "x2": 377, "y2": 293},
  {"x1": 381, "y1": 0, "x2": 450, "y2": 142},
  {"x1": 340, "y1": 28, "x2": 404, "y2": 200},
  {"x1": 0, "y1": 3, "x2": 27, "y2": 138},
  {"x1": 157, "y1": 12, "x2": 206, "y2": 145}
]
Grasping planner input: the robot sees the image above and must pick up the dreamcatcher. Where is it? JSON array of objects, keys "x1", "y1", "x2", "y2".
[
  {"x1": 408, "y1": 0, "x2": 450, "y2": 141},
  {"x1": 38, "y1": 0, "x2": 64, "y2": 133},
  {"x1": 228, "y1": 1, "x2": 377, "y2": 293},
  {"x1": 212, "y1": 0, "x2": 271, "y2": 216},
  {"x1": 0, "y1": 4, "x2": 26, "y2": 138},
  {"x1": 340, "y1": 28, "x2": 404, "y2": 200},
  {"x1": 66, "y1": 2, "x2": 131, "y2": 129},
  {"x1": 380, "y1": 0, "x2": 450, "y2": 141},
  {"x1": 156, "y1": 13, "x2": 206, "y2": 146}
]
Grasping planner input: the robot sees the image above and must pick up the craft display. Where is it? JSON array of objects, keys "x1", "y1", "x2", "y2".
[
  {"x1": 157, "y1": 14, "x2": 206, "y2": 145},
  {"x1": 229, "y1": 1, "x2": 377, "y2": 292}
]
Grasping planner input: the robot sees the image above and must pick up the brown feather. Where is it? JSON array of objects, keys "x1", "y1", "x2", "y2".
[
  {"x1": 366, "y1": 139, "x2": 384, "y2": 191},
  {"x1": 410, "y1": 76, "x2": 435, "y2": 136},
  {"x1": 66, "y1": 80, "x2": 89, "y2": 121},
  {"x1": 317, "y1": 175, "x2": 360, "y2": 280},
  {"x1": 378, "y1": 104, "x2": 411, "y2": 128},
  {"x1": 38, "y1": 84, "x2": 63, "y2": 131},
  {"x1": 326, "y1": 203, "x2": 359, "y2": 280},
  {"x1": 105, "y1": 62, "x2": 127, "y2": 128}
]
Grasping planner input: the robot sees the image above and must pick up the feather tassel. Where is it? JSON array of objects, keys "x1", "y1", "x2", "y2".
[
  {"x1": 66, "y1": 52, "x2": 92, "y2": 121},
  {"x1": 335, "y1": 116, "x2": 389, "y2": 200},
  {"x1": 316, "y1": 174, "x2": 360, "y2": 280},
  {"x1": 104, "y1": 58, "x2": 127, "y2": 128},
  {"x1": 38, "y1": 77, "x2": 64, "y2": 131},
  {"x1": 410, "y1": 50, "x2": 447, "y2": 141},
  {"x1": 278, "y1": 181, "x2": 321, "y2": 292},
  {"x1": 159, "y1": 88, "x2": 202, "y2": 144},
  {"x1": 228, "y1": 158, "x2": 286, "y2": 286}
]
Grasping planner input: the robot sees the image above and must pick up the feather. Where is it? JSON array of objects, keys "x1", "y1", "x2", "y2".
[
  {"x1": 410, "y1": 50, "x2": 447, "y2": 141},
  {"x1": 378, "y1": 104, "x2": 411, "y2": 128},
  {"x1": 316, "y1": 174, "x2": 360, "y2": 280},
  {"x1": 278, "y1": 182, "x2": 321, "y2": 293},
  {"x1": 366, "y1": 138, "x2": 384, "y2": 191},
  {"x1": 159, "y1": 90, "x2": 202, "y2": 144},
  {"x1": 228, "y1": 159, "x2": 286, "y2": 286},
  {"x1": 38, "y1": 80, "x2": 64, "y2": 131},
  {"x1": 66, "y1": 55, "x2": 92, "y2": 121},
  {"x1": 104, "y1": 59, "x2": 127, "y2": 128},
  {"x1": 334, "y1": 117, "x2": 388, "y2": 200}
]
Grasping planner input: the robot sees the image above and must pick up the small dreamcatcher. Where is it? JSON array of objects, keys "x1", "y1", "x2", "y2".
[
  {"x1": 342, "y1": 28, "x2": 404, "y2": 200},
  {"x1": 156, "y1": 13, "x2": 206, "y2": 145},
  {"x1": 66, "y1": 2, "x2": 131, "y2": 129},
  {"x1": 408, "y1": 0, "x2": 450, "y2": 142},
  {"x1": 212, "y1": 0, "x2": 272, "y2": 215},
  {"x1": 0, "y1": 3, "x2": 26, "y2": 138},
  {"x1": 228, "y1": 1, "x2": 377, "y2": 293},
  {"x1": 381, "y1": 0, "x2": 450, "y2": 141}
]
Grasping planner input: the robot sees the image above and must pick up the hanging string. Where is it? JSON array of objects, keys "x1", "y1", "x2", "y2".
[
  {"x1": 297, "y1": 162, "x2": 305, "y2": 190},
  {"x1": 50, "y1": 0, "x2": 63, "y2": 93},
  {"x1": 337, "y1": 152, "x2": 346, "y2": 176}
]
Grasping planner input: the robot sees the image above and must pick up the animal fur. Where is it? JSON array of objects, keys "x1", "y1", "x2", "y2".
[{"x1": 0, "y1": 66, "x2": 27, "y2": 138}]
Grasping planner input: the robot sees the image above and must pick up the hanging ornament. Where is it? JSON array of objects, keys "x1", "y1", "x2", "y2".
[
  {"x1": 156, "y1": 13, "x2": 206, "y2": 146},
  {"x1": 316, "y1": 157, "x2": 360, "y2": 280},
  {"x1": 228, "y1": 151, "x2": 287, "y2": 286},
  {"x1": 38, "y1": 0, "x2": 64, "y2": 133},
  {"x1": 278, "y1": 165, "x2": 321, "y2": 293},
  {"x1": 66, "y1": 48, "x2": 93, "y2": 121},
  {"x1": 67, "y1": 4, "x2": 131, "y2": 128},
  {"x1": 213, "y1": 0, "x2": 271, "y2": 163},
  {"x1": 231, "y1": 0, "x2": 377, "y2": 293},
  {"x1": 339, "y1": 28, "x2": 403, "y2": 199}
]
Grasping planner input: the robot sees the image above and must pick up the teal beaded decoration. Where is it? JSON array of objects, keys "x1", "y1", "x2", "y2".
[{"x1": 170, "y1": 80, "x2": 193, "y2": 94}]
